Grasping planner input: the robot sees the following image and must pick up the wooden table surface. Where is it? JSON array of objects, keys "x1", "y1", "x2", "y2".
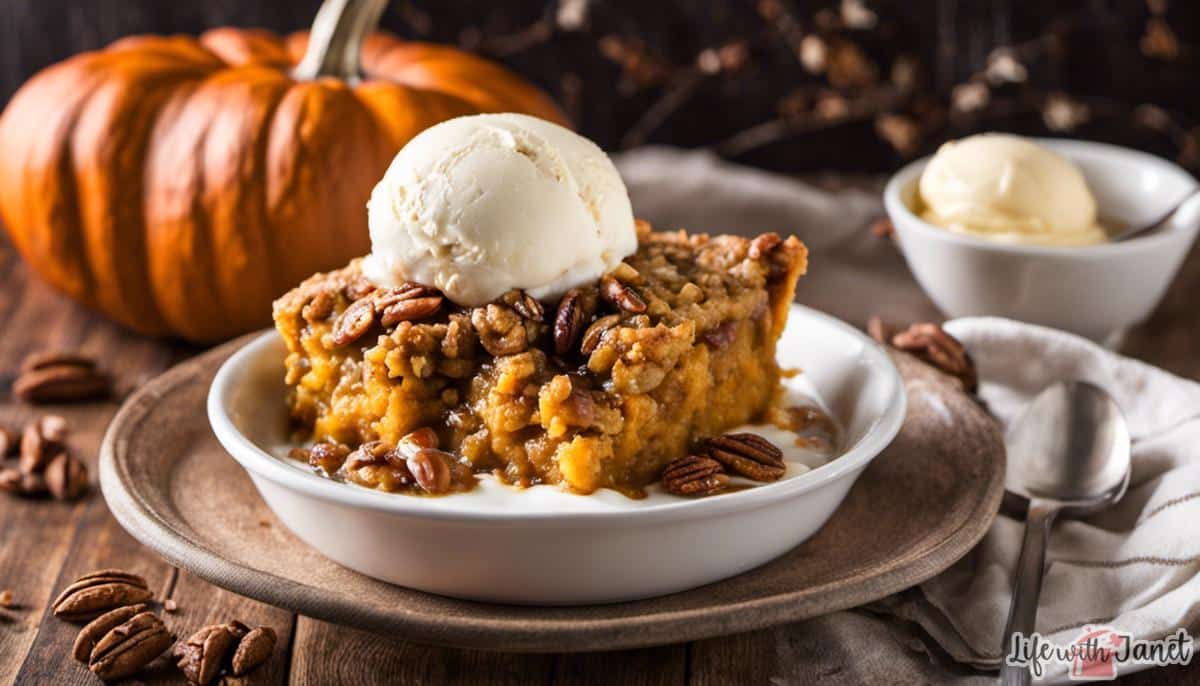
[{"x1": 1, "y1": 225, "x2": 1198, "y2": 685}]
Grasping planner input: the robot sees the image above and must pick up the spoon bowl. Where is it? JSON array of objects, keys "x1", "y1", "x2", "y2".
[
  {"x1": 1000, "y1": 381, "x2": 1131, "y2": 686},
  {"x1": 1109, "y1": 188, "x2": 1200, "y2": 242},
  {"x1": 1005, "y1": 380, "x2": 1131, "y2": 511}
]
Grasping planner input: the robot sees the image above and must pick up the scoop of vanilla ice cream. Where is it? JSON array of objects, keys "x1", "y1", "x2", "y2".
[
  {"x1": 918, "y1": 133, "x2": 1107, "y2": 246},
  {"x1": 362, "y1": 113, "x2": 637, "y2": 306}
]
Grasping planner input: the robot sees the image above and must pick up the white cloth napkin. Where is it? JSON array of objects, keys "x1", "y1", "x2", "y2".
[
  {"x1": 615, "y1": 147, "x2": 1200, "y2": 682},
  {"x1": 890, "y1": 317, "x2": 1200, "y2": 680}
]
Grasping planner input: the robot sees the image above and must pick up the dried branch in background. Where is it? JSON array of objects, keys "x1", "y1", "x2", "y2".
[{"x1": 413, "y1": 0, "x2": 1200, "y2": 169}]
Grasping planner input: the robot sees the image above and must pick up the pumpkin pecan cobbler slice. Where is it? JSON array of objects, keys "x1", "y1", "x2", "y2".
[{"x1": 273, "y1": 223, "x2": 806, "y2": 496}]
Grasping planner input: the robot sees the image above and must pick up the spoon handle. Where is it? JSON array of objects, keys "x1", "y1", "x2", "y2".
[{"x1": 1000, "y1": 499, "x2": 1060, "y2": 686}]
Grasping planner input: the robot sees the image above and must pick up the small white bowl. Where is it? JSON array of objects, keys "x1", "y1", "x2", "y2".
[
  {"x1": 885, "y1": 139, "x2": 1200, "y2": 342},
  {"x1": 206, "y1": 305, "x2": 906, "y2": 605}
]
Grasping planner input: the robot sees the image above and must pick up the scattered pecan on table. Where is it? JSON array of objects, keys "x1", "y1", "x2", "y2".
[
  {"x1": 869, "y1": 316, "x2": 978, "y2": 393},
  {"x1": 72, "y1": 603, "x2": 151, "y2": 662},
  {"x1": 52, "y1": 569, "x2": 154, "y2": 623},
  {"x1": 0, "y1": 414, "x2": 88, "y2": 501},
  {"x1": 87, "y1": 610, "x2": 175, "y2": 681},
  {"x1": 174, "y1": 620, "x2": 277, "y2": 684},
  {"x1": 13, "y1": 351, "x2": 111, "y2": 404},
  {"x1": 53, "y1": 567, "x2": 278, "y2": 683}
]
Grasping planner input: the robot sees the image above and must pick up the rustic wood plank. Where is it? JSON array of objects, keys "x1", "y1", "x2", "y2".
[
  {"x1": 0, "y1": 242, "x2": 288, "y2": 685},
  {"x1": 688, "y1": 615, "x2": 998, "y2": 686},
  {"x1": 688, "y1": 627, "x2": 774, "y2": 686},
  {"x1": 1, "y1": 195, "x2": 1200, "y2": 686},
  {"x1": 0, "y1": 251, "x2": 186, "y2": 681},
  {"x1": 553, "y1": 644, "x2": 687, "y2": 686},
  {"x1": 1, "y1": 281, "x2": 179, "y2": 683},
  {"x1": 288, "y1": 617, "x2": 555, "y2": 685}
]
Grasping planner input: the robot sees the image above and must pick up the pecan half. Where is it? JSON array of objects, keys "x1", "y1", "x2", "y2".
[
  {"x1": 89, "y1": 611, "x2": 174, "y2": 682},
  {"x1": 343, "y1": 441, "x2": 391, "y2": 471},
  {"x1": 662, "y1": 455, "x2": 728, "y2": 496},
  {"x1": 0, "y1": 468, "x2": 20, "y2": 495},
  {"x1": 890, "y1": 322, "x2": 978, "y2": 392},
  {"x1": 13, "y1": 363, "x2": 110, "y2": 403},
  {"x1": 471, "y1": 304, "x2": 532, "y2": 356},
  {"x1": 703, "y1": 433, "x2": 786, "y2": 481},
  {"x1": 38, "y1": 414, "x2": 69, "y2": 442},
  {"x1": 0, "y1": 427, "x2": 16, "y2": 457},
  {"x1": 748, "y1": 232, "x2": 783, "y2": 259},
  {"x1": 53, "y1": 569, "x2": 154, "y2": 622},
  {"x1": 174, "y1": 623, "x2": 238, "y2": 685},
  {"x1": 343, "y1": 441, "x2": 414, "y2": 491},
  {"x1": 301, "y1": 290, "x2": 335, "y2": 322},
  {"x1": 44, "y1": 451, "x2": 88, "y2": 501},
  {"x1": 230, "y1": 626, "x2": 277, "y2": 676},
  {"x1": 307, "y1": 442, "x2": 350, "y2": 474},
  {"x1": 398, "y1": 427, "x2": 439, "y2": 452},
  {"x1": 502, "y1": 290, "x2": 545, "y2": 321},
  {"x1": 375, "y1": 284, "x2": 444, "y2": 327},
  {"x1": 748, "y1": 232, "x2": 792, "y2": 280},
  {"x1": 0, "y1": 468, "x2": 46, "y2": 497},
  {"x1": 343, "y1": 275, "x2": 378, "y2": 300},
  {"x1": 553, "y1": 289, "x2": 591, "y2": 355},
  {"x1": 330, "y1": 298, "x2": 377, "y2": 346},
  {"x1": 19, "y1": 422, "x2": 49, "y2": 474},
  {"x1": 20, "y1": 351, "x2": 97, "y2": 375},
  {"x1": 174, "y1": 621, "x2": 276, "y2": 683},
  {"x1": 383, "y1": 297, "x2": 443, "y2": 326},
  {"x1": 18, "y1": 416, "x2": 67, "y2": 474},
  {"x1": 73, "y1": 603, "x2": 148, "y2": 663},
  {"x1": 580, "y1": 314, "x2": 621, "y2": 355},
  {"x1": 406, "y1": 448, "x2": 453, "y2": 495},
  {"x1": 600, "y1": 275, "x2": 647, "y2": 314}
]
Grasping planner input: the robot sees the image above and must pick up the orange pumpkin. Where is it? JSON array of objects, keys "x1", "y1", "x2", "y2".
[{"x1": 0, "y1": 15, "x2": 566, "y2": 342}]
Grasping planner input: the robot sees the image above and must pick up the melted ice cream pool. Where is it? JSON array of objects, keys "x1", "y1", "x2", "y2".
[{"x1": 270, "y1": 372, "x2": 837, "y2": 513}]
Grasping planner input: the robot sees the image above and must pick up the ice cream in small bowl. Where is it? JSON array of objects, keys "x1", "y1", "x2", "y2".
[{"x1": 885, "y1": 134, "x2": 1200, "y2": 341}]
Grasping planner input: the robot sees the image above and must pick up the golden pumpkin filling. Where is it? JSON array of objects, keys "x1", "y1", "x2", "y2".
[{"x1": 273, "y1": 224, "x2": 807, "y2": 496}]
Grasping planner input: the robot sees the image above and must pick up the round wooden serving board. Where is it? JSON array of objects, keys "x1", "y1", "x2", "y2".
[{"x1": 100, "y1": 334, "x2": 1005, "y2": 653}]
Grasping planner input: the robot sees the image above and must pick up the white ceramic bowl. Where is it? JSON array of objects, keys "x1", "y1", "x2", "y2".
[
  {"x1": 885, "y1": 139, "x2": 1200, "y2": 342},
  {"x1": 207, "y1": 305, "x2": 905, "y2": 605}
]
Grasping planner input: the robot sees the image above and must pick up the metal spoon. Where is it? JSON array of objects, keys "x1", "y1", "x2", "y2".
[
  {"x1": 999, "y1": 381, "x2": 1131, "y2": 686},
  {"x1": 1109, "y1": 187, "x2": 1200, "y2": 242}
]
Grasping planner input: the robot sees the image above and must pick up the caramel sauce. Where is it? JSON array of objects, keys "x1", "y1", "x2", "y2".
[{"x1": 779, "y1": 404, "x2": 839, "y2": 455}]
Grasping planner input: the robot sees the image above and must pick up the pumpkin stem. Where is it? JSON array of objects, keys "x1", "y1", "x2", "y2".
[{"x1": 293, "y1": 0, "x2": 388, "y2": 81}]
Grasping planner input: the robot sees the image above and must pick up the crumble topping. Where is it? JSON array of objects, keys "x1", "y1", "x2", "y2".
[{"x1": 274, "y1": 223, "x2": 807, "y2": 494}]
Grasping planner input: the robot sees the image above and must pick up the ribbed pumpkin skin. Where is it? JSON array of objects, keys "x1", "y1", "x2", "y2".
[{"x1": 0, "y1": 29, "x2": 567, "y2": 342}]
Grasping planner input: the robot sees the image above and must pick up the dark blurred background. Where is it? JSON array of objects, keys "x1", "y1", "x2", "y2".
[{"x1": 2, "y1": 0, "x2": 1198, "y2": 173}]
